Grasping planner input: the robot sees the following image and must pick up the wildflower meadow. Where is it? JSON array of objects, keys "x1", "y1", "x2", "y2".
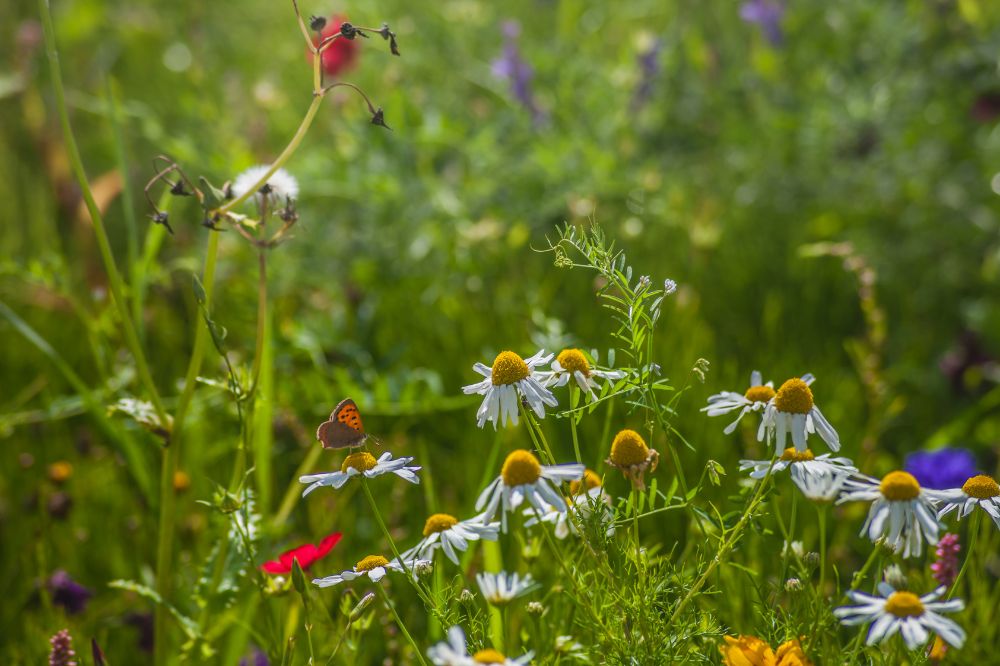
[{"x1": 5, "y1": 0, "x2": 1000, "y2": 664}]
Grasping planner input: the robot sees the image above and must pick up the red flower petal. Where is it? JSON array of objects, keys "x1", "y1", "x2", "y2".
[{"x1": 261, "y1": 532, "x2": 343, "y2": 575}]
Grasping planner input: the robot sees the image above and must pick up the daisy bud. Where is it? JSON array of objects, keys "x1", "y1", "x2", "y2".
[
  {"x1": 803, "y1": 552, "x2": 820, "y2": 569},
  {"x1": 883, "y1": 564, "x2": 908, "y2": 590},
  {"x1": 349, "y1": 592, "x2": 376, "y2": 622},
  {"x1": 459, "y1": 588, "x2": 475, "y2": 604},
  {"x1": 414, "y1": 560, "x2": 434, "y2": 577},
  {"x1": 784, "y1": 578, "x2": 803, "y2": 592}
]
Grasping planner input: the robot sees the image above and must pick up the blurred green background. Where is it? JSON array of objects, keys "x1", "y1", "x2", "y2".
[{"x1": 4, "y1": 0, "x2": 1000, "y2": 661}]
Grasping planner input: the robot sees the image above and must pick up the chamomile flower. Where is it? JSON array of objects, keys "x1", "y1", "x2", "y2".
[
  {"x1": 400, "y1": 513, "x2": 500, "y2": 565},
  {"x1": 475, "y1": 571, "x2": 540, "y2": 607},
  {"x1": 837, "y1": 471, "x2": 942, "y2": 558},
  {"x1": 299, "y1": 451, "x2": 420, "y2": 496},
  {"x1": 312, "y1": 554, "x2": 430, "y2": 588},
  {"x1": 702, "y1": 370, "x2": 777, "y2": 434},
  {"x1": 541, "y1": 348, "x2": 625, "y2": 400},
  {"x1": 739, "y1": 447, "x2": 857, "y2": 501},
  {"x1": 463, "y1": 350, "x2": 558, "y2": 429},
  {"x1": 428, "y1": 626, "x2": 533, "y2": 666},
  {"x1": 936, "y1": 474, "x2": 1000, "y2": 528},
  {"x1": 759, "y1": 376, "x2": 840, "y2": 453},
  {"x1": 231, "y1": 165, "x2": 299, "y2": 207},
  {"x1": 834, "y1": 583, "x2": 965, "y2": 650},
  {"x1": 606, "y1": 429, "x2": 659, "y2": 490},
  {"x1": 475, "y1": 449, "x2": 584, "y2": 531}
]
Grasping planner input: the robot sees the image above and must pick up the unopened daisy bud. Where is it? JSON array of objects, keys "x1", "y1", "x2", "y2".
[
  {"x1": 803, "y1": 552, "x2": 820, "y2": 569},
  {"x1": 883, "y1": 564, "x2": 908, "y2": 590},
  {"x1": 349, "y1": 592, "x2": 376, "y2": 622},
  {"x1": 784, "y1": 578, "x2": 803, "y2": 592},
  {"x1": 526, "y1": 601, "x2": 545, "y2": 615},
  {"x1": 458, "y1": 588, "x2": 475, "y2": 604},
  {"x1": 607, "y1": 429, "x2": 659, "y2": 490},
  {"x1": 413, "y1": 560, "x2": 434, "y2": 578}
]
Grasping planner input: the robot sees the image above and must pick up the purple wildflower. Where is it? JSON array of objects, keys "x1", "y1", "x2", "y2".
[
  {"x1": 48, "y1": 570, "x2": 92, "y2": 615},
  {"x1": 904, "y1": 448, "x2": 979, "y2": 490},
  {"x1": 931, "y1": 533, "x2": 960, "y2": 587},
  {"x1": 631, "y1": 39, "x2": 663, "y2": 112},
  {"x1": 740, "y1": 0, "x2": 785, "y2": 47},
  {"x1": 48, "y1": 629, "x2": 77, "y2": 666},
  {"x1": 240, "y1": 647, "x2": 270, "y2": 666},
  {"x1": 491, "y1": 20, "x2": 544, "y2": 124}
]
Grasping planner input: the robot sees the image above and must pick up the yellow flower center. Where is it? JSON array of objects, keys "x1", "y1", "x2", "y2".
[
  {"x1": 570, "y1": 469, "x2": 602, "y2": 495},
  {"x1": 423, "y1": 513, "x2": 459, "y2": 536},
  {"x1": 885, "y1": 591, "x2": 924, "y2": 618},
  {"x1": 962, "y1": 474, "x2": 1000, "y2": 499},
  {"x1": 780, "y1": 448, "x2": 815, "y2": 463},
  {"x1": 773, "y1": 378, "x2": 814, "y2": 414},
  {"x1": 472, "y1": 649, "x2": 507, "y2": 664},
  {"x1": 744, "y1": 385, "x2": 776, "y2": 404},
  {"x1": 355, "y1": 555, "x2": 390, "y2": 572},
  {"x1": 341, "y1": 452, "x2": 378, "y2": 473},
  {"x1": 557, "y1": 349, "x2": 591, "y2": 377},
  {"x1": 48, "y1": 461, "x2": 73, "y2": 484},
  {"x1": 172, "y1": 470, "x2": 191, "y2": 492},
  {"x1": 501, "y1": 449, "x2": 542, "y2": 486},
  {"x1": 879, "y1": 471, "x2": 921, "y2": 501},
  {"x1": 491, "y1": 351, "x2": 530, "y2": 386},
  {"x1": 610, "y1": 429, "x2": 649, "y2": 467}
]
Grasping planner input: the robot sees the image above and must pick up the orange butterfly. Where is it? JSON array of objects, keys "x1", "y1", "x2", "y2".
[{"x1": 316, "y1": 398, "x2": 369, "y2": 449}]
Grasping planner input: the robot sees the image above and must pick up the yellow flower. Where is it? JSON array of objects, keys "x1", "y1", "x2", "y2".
[
  {"x1": 720, "y1": 635, "x2": 775, "y2": 666},
  {"x1": 719, "y1": 636, "x2": 813, "y2": 666}
]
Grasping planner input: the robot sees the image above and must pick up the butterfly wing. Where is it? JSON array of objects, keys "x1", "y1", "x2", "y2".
[{"x1": 316, "y1": 398, "x2": 367, "y2": 449}]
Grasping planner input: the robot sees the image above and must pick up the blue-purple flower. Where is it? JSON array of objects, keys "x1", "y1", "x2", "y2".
[
  {"x1": 631, "y1": 39, "x2": 663, "y2": 111},
  {"x1": 904, "y1": 448, "x2": 979, "y2": 490},
  {"x1": 48, "y1": 570, "x2": 91, "y2": 615},
  {"x1": 492, "y1": 20, "x2": 545, "y2": 124},
  {"x1": 740, "y1": 0, "x2": 785, "y2": 47}
]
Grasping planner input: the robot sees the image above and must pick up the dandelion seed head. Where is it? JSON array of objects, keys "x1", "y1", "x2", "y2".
[
  {"x1": 744, "y1": 384, "x2": 775, "y2": 403},
  {"x1": 780, "y1": 447, "x2": 815, "y2": 462},
  {"x1": 610, "y1": 429, "x2": 649, "y2": 467},
  {"x1": 491, "y1": 351, "x2": 530, "y2": 386},
  {"x1": 885, "y1": 591, "x2": 924, "y2": 618},
  {"x1": 354, "y1": 555, "x2": 389, "y2": 572},
  {"x1": 961, "y1": 474, "x2": 1000, "y2": 499},
  {"x1": 570, "y1": 469, "x2": 602, "y2": 495},
  {"x1": 556, "y1": 349, "x2": 591, "y2": 377},
  {"x1": 879, "y1": 470, "x2": 921, "y2": 501},
  {"x1": 502, "y1": 449, "x2": 542, "y2": 486},
  {"x1": 774, "y1": 378, "x2": 813, "y2": 414},
  {"x1": 423, "y1": 513, "x2": 459, "y2": 536},
  {"x1": 473, "y1": 649, "x2": 507, "y2": 664},
  {"x1": 341, "y1": 452, "x2": 378, "y2": 473}
]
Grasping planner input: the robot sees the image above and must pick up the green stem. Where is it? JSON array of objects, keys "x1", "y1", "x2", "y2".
[
  {"x1": 568, "y1": 385, "x2": 583, "y2": 464},
  {"x1": 40, "y1": 0, "x2": 168, "y2": 428},
  {"x1": 668, "y1": 458, "x2": 775, "y2": 626},
  {"x1": 248, "y1": 250, "x2": 269, "y2": 396},
  {"x1": 948, "y1": 512, "x2": 982, "y2": 600},
  {"x1": 376, "y1": 585, "x2": 428, "y2": 666},
  {"x1": 817, "y1": 504, "x2": 827, "y2": 595},
  {"x1": 848, "y1": 546, "x2": 881, "y2": 593},
  {"x1": 155, "y1": 231, "x2": 220, "y2": 664}
]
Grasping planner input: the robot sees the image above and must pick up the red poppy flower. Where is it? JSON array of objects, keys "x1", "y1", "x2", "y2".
[
  {"x1": 261, "y1": 532, "x2": 343, "y2": 575},
  {"x1": 311, "y1": 16, "x2": 359, "y2": 78}
]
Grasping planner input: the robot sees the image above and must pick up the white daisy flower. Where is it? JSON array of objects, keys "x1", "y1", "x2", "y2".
[
  {"x1": 936, "y1": 474, "x2": 1000, "y2": 528},
  {"x1": 523, "y1": 469, "x2": 613, "y2": 539},
  {"x1": 312, "y1": 554, "x2": 430, "y2": 588},
  {"x1": 834, "y1": 582, "x2": 965, "y2": 650},
  {"x1": 462, "y1": 350, "x2": 558, "y2": 429},
  {"x1": 300, "y1": 451, "x2": 420, "y2": 496},
  {"x1": 400, "y1": 513, "x2": 500, "y2": 565},
  {"x1": 739, "y1": 447, "x2": 857, "y2": 501},
  {"x1": 837, "y1": 471, "x2": 942, "y2": 558},
  {"x1": 428, "y1": 625, "x2": 533, "y2": 666},
  {"x1": 231, "y1": 165, "x2": 299, "y2": 207},
  {"x1": 475, "y1": 571, "x2": 539, "y2": 607},
  {"x1": 702, "y1": 370, "x2": 778, "y2": 434},
  {"x1": 540, "y1": 348, "x2": 625, "y2": 401},
  {"x1": 758, "y1": 375, "x2": 840, "y2": 453},
  {"x1": 476, "y1": 449, "x2": 584, "y2": 532}
]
